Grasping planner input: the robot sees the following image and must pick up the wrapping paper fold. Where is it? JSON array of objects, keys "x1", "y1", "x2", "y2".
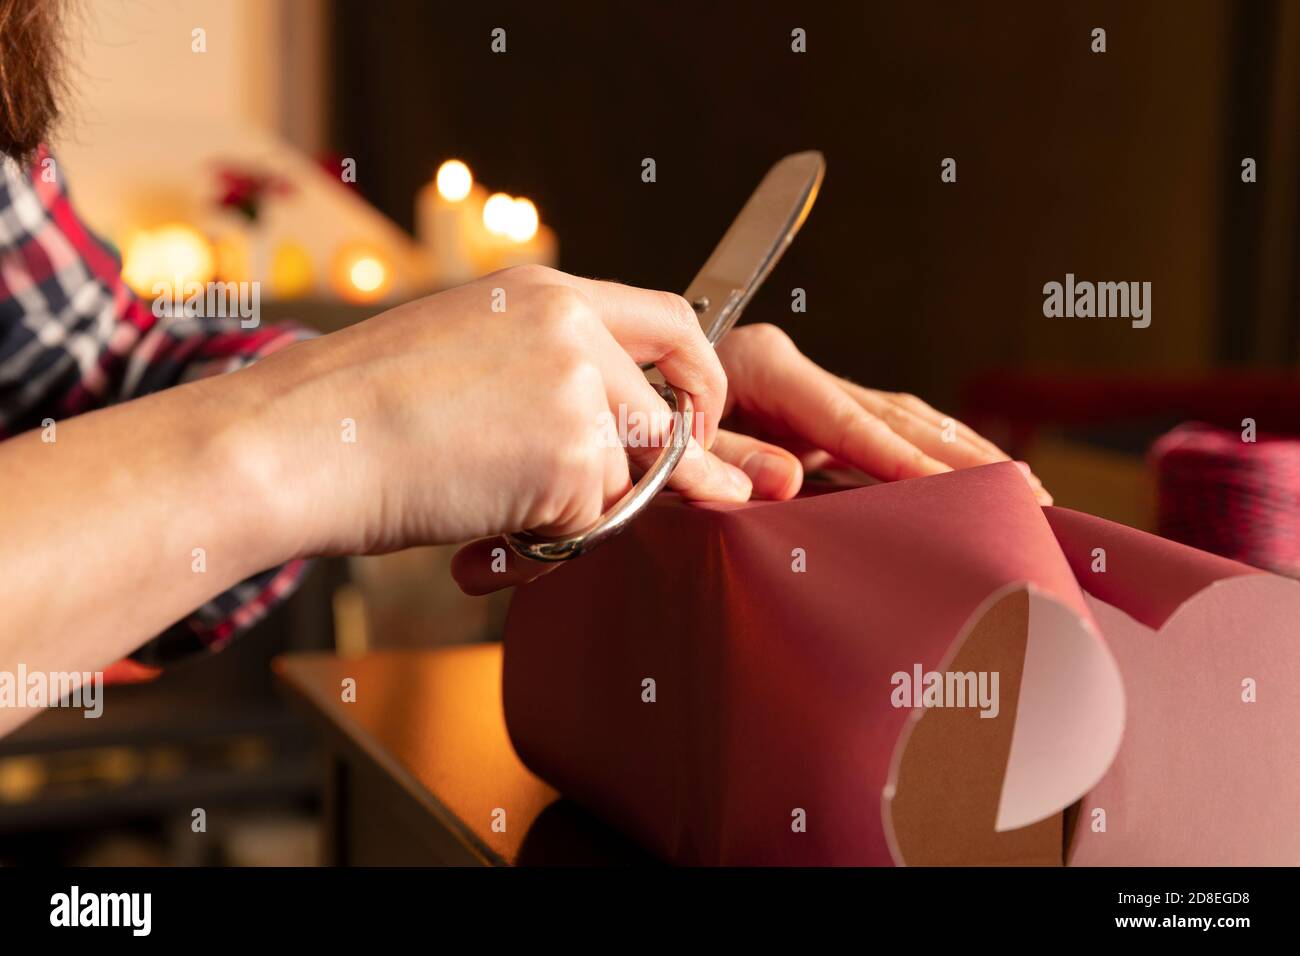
[{"x1": 503, "y1": 462, "x2": 1300, "y2": 865}]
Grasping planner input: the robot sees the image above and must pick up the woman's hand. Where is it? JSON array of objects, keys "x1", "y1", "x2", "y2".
[
  {"x1": 0, "y1": 263, "x2": 1047, "y2": 694},
  {"x1": 705, "y1": 323, "x2": 1052, "y2": 503},
  {"x1": 241, "y1": 266, "x2": 753, "y2": 561},
  {"x1": 3, "y1": 264, "x2": 755, "y2": 729},
  {"x1": 448, "y1": 307, "x2": 1048, "y2": 595}
]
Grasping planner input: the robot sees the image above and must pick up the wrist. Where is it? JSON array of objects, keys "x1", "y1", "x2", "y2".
[{"x1": 193, "y1": 367, "x2": 313, "y2": 569}]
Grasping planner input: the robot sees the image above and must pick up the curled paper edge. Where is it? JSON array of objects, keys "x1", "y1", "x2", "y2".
[
  {"x1": 882, "y1": 582, "x2": 1127, "y2": 864},
  {"x1": 995, "y1": 586, "x2": 1126, "y2": 832}
]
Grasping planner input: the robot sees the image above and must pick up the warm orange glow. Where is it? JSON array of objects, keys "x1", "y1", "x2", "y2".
[
  {"x1": 436, "y1": 160, "x2": 473, "y2": 202},
  {"x1": 350, "y1": 257, "x2": 385, "y2": 292},
  {"x1": 271, "y1": 241, "x2": 314, "y2": 298},
  {"x1": 506, "y1": 198, "x2": 539, "y2": 243},
  {"x1": 213, "y1": 233, "x2": 251, "y2": 284},
  {"x1": 331, "y1": 243, "x2": 393, "y2": 303},
  {"x1": 483, "y1": 193, "x2": 541, "y2": 243},
  {"x1": 121, "y1": 224, "x2": 216, "y2": 297},
  {"x1": 482, "y1": 192, "x2": 515, "y2": 235}
]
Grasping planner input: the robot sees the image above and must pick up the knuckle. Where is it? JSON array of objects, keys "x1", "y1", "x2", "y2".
[
  {"x1": 747, "y1": 322, "x2": 794, "y2": 351},
  {"x1": 533, "y1": 287, "x2": 595, "y2": 347},
  {"x1": 542, "y1": 440, "x2": 605, "y2": 528},
  {"x1": 877, "y1": 400, "x2": 910, "y2": 429},
  {"x1": 895, "y1": 444, "x2": 930, "y2": 481},
  {"x1": 827, "y1": 400, "x2": 870, "y2": 461},
  {"x1": 548, "y1": 363, "x2": 606, "y2": 444},
  {"x1": 658, "y1": 291, "x2": 698, "y2": 332},
  {"x1": 549, "y1": 354, "x2": 603, "y2": 405},
  {"x1": 552, "y1": 432, "x2": 601, "y2": 481},
  {"x1": 500, "y1": 263, "x2": 553, "y2": 284}
]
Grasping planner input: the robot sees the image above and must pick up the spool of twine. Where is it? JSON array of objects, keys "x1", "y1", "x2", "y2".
[{"x1": 1152, "y1": 423, "x2": 1300, "y2": 578}]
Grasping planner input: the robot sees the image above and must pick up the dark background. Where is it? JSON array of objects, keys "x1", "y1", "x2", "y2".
[{"x1": 331, "y1": 0, "x2": 1300, "y2": 411}]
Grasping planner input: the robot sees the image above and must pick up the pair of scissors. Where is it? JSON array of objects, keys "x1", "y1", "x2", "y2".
[{"x1": 505, "y1": 151, "x2": 826, "y2": 562}]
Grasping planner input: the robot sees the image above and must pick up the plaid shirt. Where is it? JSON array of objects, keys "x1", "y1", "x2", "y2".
[{"x1": 0, "y1": 148, "x2": 312, "y2": 666}]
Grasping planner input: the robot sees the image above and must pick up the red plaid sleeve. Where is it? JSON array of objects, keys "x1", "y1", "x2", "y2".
[{"x1": 0, "y1": 148, "x2": 314, "y2": 665}]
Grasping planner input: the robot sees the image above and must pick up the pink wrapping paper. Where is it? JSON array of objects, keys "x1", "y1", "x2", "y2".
[
  {"x1": 503, "y1": 462, "x2": 1300, "y2": 865},
  {"x1": 1046, "y1": 508, "x2": 1300, "y2": 865}
]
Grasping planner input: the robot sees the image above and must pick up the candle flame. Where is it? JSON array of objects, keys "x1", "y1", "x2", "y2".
[
  {"x1": 436, "y1": 160, "x2": 473, "y2": 202},
  {"x1": 483, "y1": 192, "x2": 516, "y2": 235},
  {"x1": 121, "y1": 223, "x2": 215, "y2": 297},
  {"x1": 506, "y1": 198, "x2": 539, "y2": 242},
  {"x1": 332, "y1": 242, "x2": 392, "y2": 302},
  {"x1": 350, "y1": 256, "x2": 387, "y2": 293}
]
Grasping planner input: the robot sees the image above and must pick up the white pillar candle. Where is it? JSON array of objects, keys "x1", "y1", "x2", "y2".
[
  {"x1": 484, "y1": 195, "x2": 559, "y2": 271},
  {"x1": 416, "y1": 160, "x2": 481, "y2": 288}
]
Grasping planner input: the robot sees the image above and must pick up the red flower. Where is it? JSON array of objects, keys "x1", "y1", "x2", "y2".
[{"x1": 212, "y1": 164, "x2": 294, "y2": 223}]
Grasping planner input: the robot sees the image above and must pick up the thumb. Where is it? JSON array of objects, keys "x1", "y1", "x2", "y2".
[{"x1": 450, "y1": 536, "x2": 558, "y2": 595}]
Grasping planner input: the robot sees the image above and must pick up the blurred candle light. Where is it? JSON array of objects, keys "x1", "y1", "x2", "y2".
[
  {"x1": 270, "y1": 240, "x2": 314, "y2": 299},
  {"x1": 495, "y1": 197, "x2": 558, "y2": 271},
  {"x1": 506, "y1": 198, "x2": 539, "y2": 243},
  {"x1": 435, "y1": 160, "x2": 473, "y2": 202},
  {"x1": 482, "y1": 192, "x2": 516, "y2": 236},
  {"x1": 416, "y1": 159, "x2": 482, "y2": 288},
  {"x1": 121, "y1": 223, "x2": 216, "y2": 299},
  {"x1": 213, "y1": 232, "x2": 251, "y2": 284},
  {"x1": 332, "y1": 242, "x2": 393, "y2": 303},
  {"x1": 351, "y1": 257, "x2": 385, "y2": 292}
]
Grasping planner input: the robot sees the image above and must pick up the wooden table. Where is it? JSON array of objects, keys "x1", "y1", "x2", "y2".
[{"x1": 274, "y1": 644, "x2": 650, "y2": 866}]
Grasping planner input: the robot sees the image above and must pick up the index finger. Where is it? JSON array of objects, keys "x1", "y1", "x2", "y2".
[
  {"x1": 566, "y1": 276, "x2": 725, "y2": 449},
  {"x1": 736, "y1": 342, "x2": 952, "y2": 482}
]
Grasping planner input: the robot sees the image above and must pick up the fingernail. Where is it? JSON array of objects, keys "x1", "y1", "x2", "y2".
[
  {"x1": 1014, "y1": 460, "x2": 1044, "y2": 487},
  {"x1": 1014, "y1": 460, "x2": 1053, "y2": 504},
  {"x1": 722, "y1": 465, "x2": 754, "y2": 502}
]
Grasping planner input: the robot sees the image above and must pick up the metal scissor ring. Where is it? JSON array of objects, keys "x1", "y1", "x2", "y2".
[{"x1": 503, "y1": 383, "x2": 694, "y2": 562}]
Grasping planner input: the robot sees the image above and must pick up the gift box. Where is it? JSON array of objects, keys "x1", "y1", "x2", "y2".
[{"x1": 502, "y1": 461, "x2": 1300, "y2": 865}]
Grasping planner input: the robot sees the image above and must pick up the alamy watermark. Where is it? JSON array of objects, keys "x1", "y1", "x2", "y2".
[
  {"x1": 152, "y1": 279, "x2": 260, "y2": 328},
  {"x1": 596, "y1": 403, "x2": 705, "y2": 456},
  {"x1": 0, "y1": 665, "x2": 103, "y2": 718},
  {"x1": 1043, "y1": 273, "x2": 1151, "y2": 328},
  {"x1": 50, "y1": 886, "x2": 151, "y2": 936},
  {"x1": 890, "y1": 663, "x2": 1000, "y2": 719}
]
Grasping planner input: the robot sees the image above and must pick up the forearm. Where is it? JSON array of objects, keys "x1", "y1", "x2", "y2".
[{"x1": 0, "y1": 371, "x2": 287, "y2": 735}]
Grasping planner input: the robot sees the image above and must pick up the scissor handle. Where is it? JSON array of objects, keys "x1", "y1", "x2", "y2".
[
  {"x1": 503, "y1": 382, "x2": 695, "y2": 563},
  {"x1": 503, "y1": 151, "x2": 823, "y2": 563}
]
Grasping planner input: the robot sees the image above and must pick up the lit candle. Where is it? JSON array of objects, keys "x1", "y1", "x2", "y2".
[
  {"x1": 506, "y1": 198, "x2": 538, "y2": 242},
  {"x1": 331, "y1": 242, "x2": 393, "y2": 304},
  {"x1": 416, "y1": 159, "x2": 482, "y2": 288},
  {"x1": 270, "y1": 241, "x2": 314, "y2": 299},
  {"x1": 120, "y1": 223, "x2": 216, "y2": 301},
  {"x1": 494, "y1": 196, "x2": 559, "y2": 270}
]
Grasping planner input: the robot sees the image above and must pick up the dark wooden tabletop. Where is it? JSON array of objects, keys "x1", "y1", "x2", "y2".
[{"x1": 274, "y1": 644, "x2": 650, "y2": 865}]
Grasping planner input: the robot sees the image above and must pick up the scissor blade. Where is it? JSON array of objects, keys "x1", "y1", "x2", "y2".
[{"x1": 686, "y1": 150, "x2": 825, "y2": 346}]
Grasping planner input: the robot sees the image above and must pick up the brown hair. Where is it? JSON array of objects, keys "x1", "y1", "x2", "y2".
[{"x1": 0, "y1": 0, "x2": 65, "y2": 161}]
